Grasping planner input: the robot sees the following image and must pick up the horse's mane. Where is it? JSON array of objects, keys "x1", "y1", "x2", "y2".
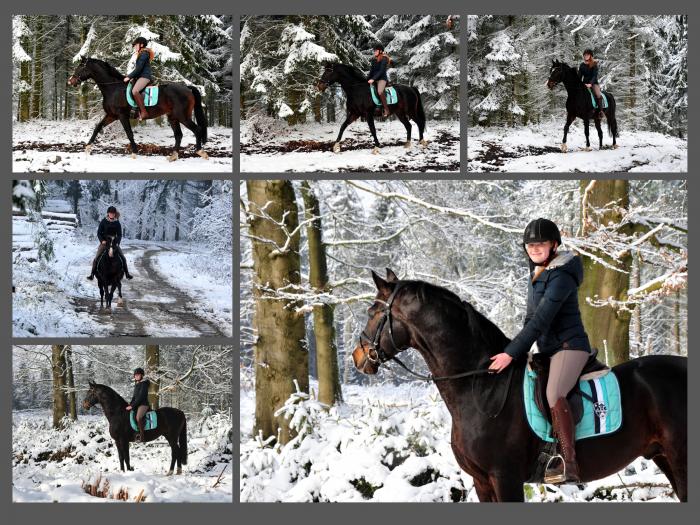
[
  {"x1": 94, "y1": 383, "x2": 128, "y2": 405},
  {"x1": 88, "y1": 57, "x2": 125, "y2": 79},
  {"x1": 335, "y1": 63, "x2": 368, "y2": 82},
  {"x1": 557, "y1": 61, "x2": 586, "y2": 89},
  {"x1": 402, "y1": 280, "x2": 511, "y2": 352}
]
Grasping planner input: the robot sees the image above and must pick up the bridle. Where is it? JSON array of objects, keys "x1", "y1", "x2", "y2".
[{"x1": 359, "y1": 282, "x2": 495, "y2": 384}]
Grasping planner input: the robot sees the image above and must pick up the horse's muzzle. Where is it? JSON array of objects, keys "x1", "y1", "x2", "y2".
[
  {"x1": 316, "y1": 81, "x2": 327, "y2": 92},
  {"x1": 67, "y1": 76, "x2": 79, "y2": 87},
  {"x1": 352, "y1": 345, "x2": 379, "y2": 375},
  {"x1": 82, "y1": 400, "x2": 91, "y2": 410},
  {"x1": 546, "y1": 80, "x2": 555, "y2": 90}
]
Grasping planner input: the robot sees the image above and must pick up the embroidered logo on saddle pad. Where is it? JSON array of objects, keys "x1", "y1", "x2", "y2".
[
  {"x1": 130, "y1": 410, "x2": 158, "y2": 431},
  {"x1": 588, "y1": 88, "x2": 608, "y2": 109},
  {"x1": 370, "y1": 85, "x2": 398, "y2": 105},
  {"x1": 523, "y1": 367, "x2": 622, "y2": 442},
  {"x1": 126, "y1": 86, "x2": 159, "y2": 108}
]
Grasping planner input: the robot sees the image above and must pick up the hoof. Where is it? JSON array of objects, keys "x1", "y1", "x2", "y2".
[
  {"x1": 85, "y1": 144, "x2": 93, "y2": 155},
  {"x1": 560, "y1": 143, "x2": 568, "y2": 153},
  {"x1": 332, "y1": 142, "x2": 341, "y2": 153},
  {"x1": 166, "y1": 470, "x2": 173, "y2": 476},
  {"x1": 372, "y1": 147, "x2": 380, "y2": 155},
  {"x1": 419, "y1": 139, "x2": 428, "y2": 148},
  {"x1": 584, "y1": 147, "x2": 591, "y2": 152},
  {"x1": 177, "y1": 467, "x2": 182, "y2": 475},
  {"x1": 404, "y1": 140, "x2": 412, "y2": 150},
  {"x1": 196, "y1": 149, "x2": 209, "y2": 160},
  {"x1": 130, "y1": 153, "x2": 137, "y2": 160},
  {"x1": 116, "y1": 298, "x2": 125, "y2": 307},
  {"x1": 168, "y1": 152, "x2": 178, "y2": 162},
  {"x1": 613, "y1": 144, "x2": 619, "y2": 149}
]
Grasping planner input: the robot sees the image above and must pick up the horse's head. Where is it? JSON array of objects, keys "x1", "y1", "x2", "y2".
[
  {"x1": 352, "y1": 268, "x2": 413, "y2": 375},
  {"x1": 547, "y1": 59, "x2": 566, "y2": 89},
  {"x1": 316, "y1": 62, "x2": 339, "y2": 92},
  {"x1": 83, "y1": 381, "x2": 101, "y2": 410},
  {"x1": 68, "y1": 56, "x2": 92, "y2": 87}
]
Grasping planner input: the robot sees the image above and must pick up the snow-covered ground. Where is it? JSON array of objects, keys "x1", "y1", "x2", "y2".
[
  {"x1": 13, "y1": 410, "x2": 232, "y2": 502},
  {"x1": 13, "y1": 119, "x2": 232, "y2": 173},
  {"x1": 240, "y1": 380, "x2": 677, "y2": 502},
  {"x1": 12, "y1": 223, "x2": 232, "y2": 337},
  {"x1": 468, "y1": 121, "x2": 687, "y2": 172},
  {"x1": 240, "y1": 120, "x2": 460, "y2": 173}
]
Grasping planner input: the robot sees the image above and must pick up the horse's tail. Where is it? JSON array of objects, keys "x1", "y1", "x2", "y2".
[
  {"x1": 179, "y1": 417, "x2": 188, "y2": 465},
  {"x1": 412, "y1": 87, "x2": 427, "y2": 132},
  {"x1": 189, "y1": 86, "x2": 208, "y2": 144},
  {"x1": 606, "y1": 93, "x2": 619, "y2": 139}
]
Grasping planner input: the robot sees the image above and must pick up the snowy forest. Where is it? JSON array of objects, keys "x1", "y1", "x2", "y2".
[
  {"x1": 12, "y1": 344, "x2": 232, "y2": 502},
  {"x1": 240, "y1": 15, "x2": 460, "y2": 172},
  {"x1": 468, "y1": 15, "x2": 688, "y2": 172},
  {"x1": 13, "y1": 179, "x2": 232, "y2": 337},
  {"x1": 240, "y1": 179, "x2": 687, "y2": 502},
  {"x1": 12, "y1": 15, "x2": 233, "y2": 171}
]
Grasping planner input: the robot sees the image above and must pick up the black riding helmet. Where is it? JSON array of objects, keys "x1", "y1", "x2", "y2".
[
  {"x1": 133, "y1": 367, "x2": 145, "y2": 377},
  {"x1": 522, "y1": 218, "x2": 561, "y2": 268},
  {"x1": 373, "y1": 42, "x2": 385, "y2": 52},
  {"x1": 582, "y1": 48, "x2": 595, "y2": 58},
  {"x1": 132, "y1": 36, "x2": 148, "y2": 47},
  {"x1": 107, "y1": 205, "x2": 117, "y2": 214}
]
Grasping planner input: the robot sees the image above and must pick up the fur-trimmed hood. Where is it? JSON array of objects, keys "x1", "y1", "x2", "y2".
[{"x1": 540, "y1": 250, "x2": 583, "y2": 285}]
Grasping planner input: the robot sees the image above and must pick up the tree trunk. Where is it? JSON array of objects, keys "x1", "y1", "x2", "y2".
[
  {"x1": 301, "y1": 181, "x2": 342, "y2": 406},
  {"x1": 578, "y1": 180, "x2": 632, "y2": 366},
  {"x1": 145, "y1": 344, "x2": 160, "y2": 409},
  {"x1": 65, "y1": 345, "x2": 77, "y2": 420},
  {"x1": 31, "y1": 17, "x2": 43, "y2": 119},
  {"x1": 51, "y1": 344, "x2": 68, "y2": 429},
  {"x1": 630, "y1": 254, "x2": 642, "y2": 356},
  {"x1": 246, "y1": 180, "x2": 309, "y2": 444}
]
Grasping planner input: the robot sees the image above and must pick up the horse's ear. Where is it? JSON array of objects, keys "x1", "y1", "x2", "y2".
[
  {"x1": 88, "y1": 380, "x2": 94, "y2": 387},
  {"x1": 385, "y1": 268, "x2": 399, "y2": 282},
  {"x1": 371, "y1": 270, "x2": 392, "y2": 296}
]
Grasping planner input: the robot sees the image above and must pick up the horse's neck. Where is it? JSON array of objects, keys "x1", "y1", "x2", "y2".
[
  {"x1": 90, "y1": 65, "x2": 122, "y2": 94},
  {"x1": 98, "y1": 389, "x2": 126, "y2": 420},
  {"x1": 562, "y1": 68, "x2": 584, "y2": 94},
  {"x1": 337, "y1": 68, "x2": 364, "y2": 92}
]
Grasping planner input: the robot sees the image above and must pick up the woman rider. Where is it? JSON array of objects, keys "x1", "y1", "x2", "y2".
[
  {"x1": 579, "y1": 48, "x2": 603, "y2": 118},
  {"x1": 124, "y1": 36, "x2": 154, "y2": 121},
  {"x1": 126, "y1": 367, "x2": 150, "y2": 442},
  {"x1": 367, "y1": 42, "x2": 391, "y2": 118},
  {"x1": 87, "y1": 205, "x2": 134, "y2": 280},
  {"x1": 488, "y1": 218, "x2": 592, "y2": 483}
]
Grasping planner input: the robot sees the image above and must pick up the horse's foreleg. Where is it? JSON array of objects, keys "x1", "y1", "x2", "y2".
[
  {"x1": 123, "y1": 440, "x2": 133, "y2": 471},
  {"x1": 594, "y1": 118, "x2": 604, "y2": 149},
  {"x1": 168, "y1": 119, "x2": 183, "y2": 162},
  {"x1": 583, "y1": 119, "x2": 591, "y2": 151},
  {"x1": 396, "y1": 113, "x2": 412, "y2": 149},
  {"x1": 490, "y1": 472, "x2": 525, "y2": 502},
  {"x1": 118, "y1": 115, "x2": 138, "y2": 157},
  {"x1": 561, "y1": 114, "x2": 575, "y2": 152},
  {"x1": 333, "y1": 114, "x2": 358, "y2": 153},
  {"x1": 366, "y1": 114, "x2": 380, "y2": 154},
  {"x1": 87, "y1": 114, "x2": 116, "y2": 154},
  {"x1": 98, "y1": 281, "x2": 105, "y2": 309}
]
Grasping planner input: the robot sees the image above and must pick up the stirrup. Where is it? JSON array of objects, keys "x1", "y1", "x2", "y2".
[{"x1": 543, "y1": 454, "x2": 566, "y2": 484}]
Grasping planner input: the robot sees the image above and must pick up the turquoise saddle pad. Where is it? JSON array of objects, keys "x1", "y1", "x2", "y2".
[
  {"x1": 130, "y1": 410, "x2": 157, "y2": 431},
  {"x1": 126, "y1": 86, "x2": 159, "y2": 107},
  {"x1": 370, "y1": 85, "x2": 398, "y2": 105},
  {"x1": 523, "y1": 367, "x2": 622, "y2": 442},
  {"x1": 588, "y1": 88, "x2": 608, "y2": 109}
]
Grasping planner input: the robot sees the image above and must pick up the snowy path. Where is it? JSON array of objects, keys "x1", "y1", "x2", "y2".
[
  {"x1": 468, "y1": 122, "x2": 687, "y2": 172},
  {"x1": 240, "y1": 120, "x2": 460, "y2": 172},
  {"x1": 13, "y1": 237, "x2": 232, "y2": 337},
  {"x1": 12, "y1": 119, "x2": 232, "y2": 173},
  {"x1": 70, "y1": 244, "x2": 226, "y2": 337},
  {"x1": 13, "y1": 411, "x2": 232, "y2": 503}
]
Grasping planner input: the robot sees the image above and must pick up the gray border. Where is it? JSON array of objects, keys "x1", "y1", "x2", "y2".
[{"x1": 2, "y1": 1, "x2": 695, "y2": 525}]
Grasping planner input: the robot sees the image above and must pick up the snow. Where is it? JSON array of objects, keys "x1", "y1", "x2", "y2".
[
  {"x1": 73, "y1": 24, "x2": 97, "y2": 61},
  {"x1": 13, "y1": 119, "x2": 232, "y2": 173},
  {"x1": 12, "y1": 16, "x2": 31, "y2": 62},
  {"x1": 240, "y1": 380, "x2": 677, "y2": 502},
  {"x1": 468, "y1": 120, "x2": 687, "y2": 172},
  {"x1": 240, "y1": 120, "x2": 459, "y2": 173},
  {"x1": 13, "y1": 410, "x2": 231, "y2": 502}
]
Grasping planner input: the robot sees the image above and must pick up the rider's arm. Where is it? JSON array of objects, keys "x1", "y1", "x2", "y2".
[
  {"x1": 371, "y1": 57, "x2": 388, "y2": 80},
  {"x1": 97, "y1": 220, "x2": 106, "y2": 243},
  {"x1": 502, "y1": 270, "x2": 576, "y2": 359},
  {"x1": 127, "y1": 52, "x2": 147, "y2": 80},
  {"x1": 115, "y1": 222, "x2": 122, "y2": 245},
  {"x1": 589, "y1": 65, "x2": 599, "y2": 84}
]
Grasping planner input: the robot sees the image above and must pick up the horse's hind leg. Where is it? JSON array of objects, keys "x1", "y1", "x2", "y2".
[
  {"x1": 86, "y1": 114, "x2": 116, "y2": 154},
  {"x1": 182, "y1": 119, "x2": 208, "y2": 159},
  {"x1": 583, "y1": 119, "x2": 591, "y2": 150},
  {"x1": 167, "y1": 118, "x2": 183, "y2": 162},
  {"x1": 396, "y1": 113, "x2": 412, "y2": 149},
  {"x1": 166, "y1": 438, "x2": 179, "y2": 475},
  {"x1": 490, "y1": 472, "x2": 525, "y2": 502},
  {"x1": 652, "y1": 455, "x2": 684, "y2": 501},
  {"x1": 594, "y1": 118, "x2": 604, "y2": 149}
]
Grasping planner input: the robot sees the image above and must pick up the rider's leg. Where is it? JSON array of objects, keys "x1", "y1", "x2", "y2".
[
  {"x1": 135, "y1": 405, "x2": 148, "y2": 442},
  {"x1": 115, "y1": 245, "x2": 133, "y2": 279},
  {"x1": 592, "y1": 84, "x2": 604, "y2": 117},
  {"x1": 545, "y1": 350, "x2": 590, "y2": 483},
  {"x1": 377, "y1": 80, "x2": 390, "y2": 118},
  {"x1": 132, "y1": 77, "x2": 150, "y2": 120},
  {"x1": 87, "y1": 243, "x2": 107, "y2": 280}
]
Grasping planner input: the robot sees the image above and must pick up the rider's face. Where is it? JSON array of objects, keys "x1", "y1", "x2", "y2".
[
  {"x1": 526, "y1": 241, "x2": 555, "y2": 264},
  {"x1": 107, "y1": 212, "x2": 116, "y2": 220},
  {"x1": 374, "y1": 49, "x2": 380, "y2": 57},
  {"x1": 583, "y1": 53, "x2": 592, "y2": 62},
  {"x1": 134, "y1": 373, "x2": 143, "y2": 381}
]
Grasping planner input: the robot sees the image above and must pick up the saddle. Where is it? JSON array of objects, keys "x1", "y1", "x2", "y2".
[
  {"x1": 587, "y1": 88, "x2": 608, "y2": 110},
  {"x1": 529, "y1": 348, "x2": 609, "y2": 426}
]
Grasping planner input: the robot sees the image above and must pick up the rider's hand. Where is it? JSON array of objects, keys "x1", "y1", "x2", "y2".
[
  {"x1": 126, "y1": 405, "x2": 132, "y2": 411},
  {"x1": 585, "y1": 83, "x2": 592, "y2": 88},
  {"x1": 489, "y1": 353, "x2": 513, "y2": 373},
  {"x1": 368, "y1": 79, "x2": 374, "y2": 84},
  {"x1": 124, "y1": 77, "x2": 130, "y2": 83},
  {"x1": 101, "y1": 240, "x2": 107, "y2": 245}
]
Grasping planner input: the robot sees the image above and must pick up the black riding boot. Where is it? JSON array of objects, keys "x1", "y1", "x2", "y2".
[
  {"x1": 119, "y1": 255, "x2": 133, "y2": 279},
  {"x1": 87, "y1": 257, "x2": 97, "y2": 280},
  {"x1": 595, "y1": 97, "x2": 604, "y2": 119},
  {"x1": 136, "y1": 416, "x2": 146, "y2": 442},
  {"x1": 378, "y1": 91, "x2": 390, "y2": 118}
]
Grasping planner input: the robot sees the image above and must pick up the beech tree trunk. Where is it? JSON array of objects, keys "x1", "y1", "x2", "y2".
[
  {"x1": 51, "y1": 345, "x2": 68, "y2": 429},
  {"x1": 145, "y1": 344, "x2": 160, "y2": 409},
  {"x1": 65, "y1": 345, "x2": 77, "y2": 420}
]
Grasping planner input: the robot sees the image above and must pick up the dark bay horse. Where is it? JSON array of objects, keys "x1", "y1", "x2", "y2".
[
  {"x1": 96, "y1": 235, "x2": 124, "y2": 309},
  {"x1": 83, "y1": 382, "x2": 188, "y2": 475},
  {"x1": 68, "y1": 56, "x2": 208, "y2": 161},
  {"x1": 546, "y1": 60, "x2": 619, "y2": 152},
  {"x1": 352, "y1": 269, "x2": 687, "y2": 502},
  {"x1": 316, "y1": 63, "x2": 427, "y2": 154}
]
